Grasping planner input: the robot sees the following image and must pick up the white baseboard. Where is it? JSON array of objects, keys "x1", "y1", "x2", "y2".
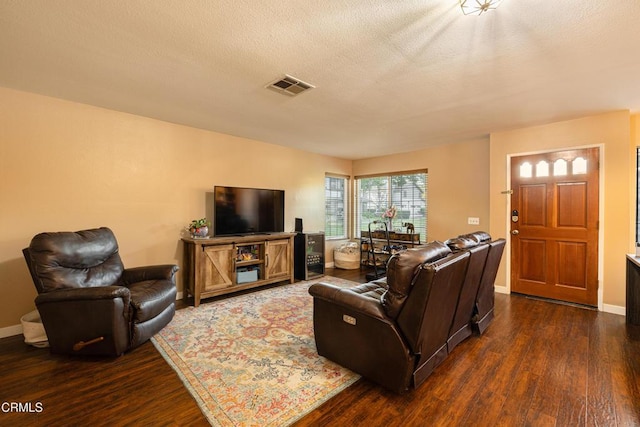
[
  {"x1": 0, "y1": 324, "x2": 23, "y2": 339},
  {"x1": 602, "y1": 304, "x2": 625, "y2": 316},
  {"x1": 325, "y1": 262, "x2": 335, "y2": 269},
  {"x1": 495, "y1": 285, "x2": 508, "y2": 295}
]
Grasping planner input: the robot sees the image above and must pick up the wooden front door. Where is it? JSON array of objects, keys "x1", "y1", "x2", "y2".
[{"x1": 510, "y1": 148, "x2": 599, "y2": 306}]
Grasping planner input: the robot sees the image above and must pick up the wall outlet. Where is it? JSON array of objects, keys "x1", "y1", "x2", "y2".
[{"x1": 468, "y1": 217, "x2": 480, "y2": 225}]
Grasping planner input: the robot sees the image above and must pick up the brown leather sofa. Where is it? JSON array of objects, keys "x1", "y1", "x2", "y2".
[
  {"x1": 23, "y1": 227, "x2": 178, "y2": 356},
  {"x1": 309, "y1": 241, "x2": 470, "y2": 393},
  {"x1": 309, "y1": 232, "x2": 505, "y2": 393}
]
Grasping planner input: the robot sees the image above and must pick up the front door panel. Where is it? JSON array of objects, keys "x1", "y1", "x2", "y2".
[{"x1": 510, "y1": 148, "x2": 599, "y2": 306}]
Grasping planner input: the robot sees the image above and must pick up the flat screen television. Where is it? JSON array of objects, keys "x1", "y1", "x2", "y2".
[{"x1": 213, "y1": 186, "x2": 285, "y2": 236}]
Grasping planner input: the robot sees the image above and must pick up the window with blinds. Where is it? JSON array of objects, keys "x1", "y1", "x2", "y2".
[
  {"x1": 355, "y1": 170, "x2": 427, "y2": 240},
  {"x1": 325, "y1": 175, "x2": 348, "y2": 239}
]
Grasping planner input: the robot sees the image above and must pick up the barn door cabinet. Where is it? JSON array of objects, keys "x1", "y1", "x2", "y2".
[{"x1": 182, "y1": 233, "x2": 295, "y2": 306}]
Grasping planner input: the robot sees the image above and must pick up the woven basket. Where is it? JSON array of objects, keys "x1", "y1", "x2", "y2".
[
  {"x1": 21, "y1": 310, "x2": 49, "y2": 348},
  {"x1": 334, "y1": 249, "x2": 360, "y2": 269}
]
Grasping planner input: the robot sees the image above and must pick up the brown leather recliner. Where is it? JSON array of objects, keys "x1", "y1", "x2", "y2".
[
  {"x1": 22, "y1": 227, "x2": 178, "y2": 356},
  {"x1": 309, "y1": 241, "x2": 470, "y2": 393}
]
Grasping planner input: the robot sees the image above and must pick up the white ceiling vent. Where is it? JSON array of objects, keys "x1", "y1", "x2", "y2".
[{"x1": 266, "y1": 75, "x2": 315, "y2": 96}]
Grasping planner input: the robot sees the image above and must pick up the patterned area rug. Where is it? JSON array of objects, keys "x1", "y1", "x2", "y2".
[{"x1": 151, "y1": 277, "x2": 361, "y2": 426}]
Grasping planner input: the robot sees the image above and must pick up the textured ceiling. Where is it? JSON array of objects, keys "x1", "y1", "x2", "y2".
[{"x1": 1, "y1": 0, "x2": 640, "y2": 160}]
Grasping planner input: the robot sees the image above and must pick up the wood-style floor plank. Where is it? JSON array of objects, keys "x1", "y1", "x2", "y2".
[
  {"x1": 0, "y1": 336, "x2": 209, "y2": 426},
  {"x1": 1, "y1": 267, "x2": 639, "y2": 426}
]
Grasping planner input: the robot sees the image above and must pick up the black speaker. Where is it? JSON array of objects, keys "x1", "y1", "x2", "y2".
[{"x1": 295, "y1": 218, "x2": 303, "y2": 233}]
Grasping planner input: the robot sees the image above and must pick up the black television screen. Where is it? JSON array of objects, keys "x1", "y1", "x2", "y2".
[{"x1": 213, "y1": 186, "x2": 285, "y2": 236}]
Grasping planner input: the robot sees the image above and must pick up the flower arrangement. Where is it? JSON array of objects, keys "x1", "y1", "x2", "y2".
[
  {"x1": 188, "y1": 218, "x2": 210, "y2": 238},
  {"x1": 382, "y1": 205, "x2": 397, "y2": 230},
  {"x1": 382, "y1": 206, "x2": 397, "y2": 220}
]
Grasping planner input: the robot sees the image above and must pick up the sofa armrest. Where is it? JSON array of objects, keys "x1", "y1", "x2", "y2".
[
  {"x1": 121, "y1": 264, "x2": 179, "y2": 285},
  {"x1": 309, "y1": 282, "x2": 389, "y2": 322},
  {"x1": 35, "y1": 285, "x2": 130, "y2": 305},
  {"x1": 309, "y1": 281, "x2": 414, "y2": 393}
]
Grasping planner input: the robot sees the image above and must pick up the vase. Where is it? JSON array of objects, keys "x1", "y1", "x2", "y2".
[{"x1": 191, "y1": 226, "x2": 209, "y2": 238}]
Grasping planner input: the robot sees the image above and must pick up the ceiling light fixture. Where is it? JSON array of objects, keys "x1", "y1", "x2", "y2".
[{"x1": 460, "y1": 0, "x2": 503, "y2": 15}]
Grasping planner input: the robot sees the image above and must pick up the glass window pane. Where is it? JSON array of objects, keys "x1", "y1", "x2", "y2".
[
  {"x1": 536, "y1": 160, "x2": 549, "y2": 177},
  {"x1": 356, "y1": 172, "x2": 427, "y2": 241},
  {"x1": 358, "y1": 176, "x2": 388, "y2": 234},
  {"x1": 573, "y1": 157, "x2": 587, "y2": 175},
  {"x1": 325, "y1": 176, "x2": 347, "y2": 239},
  {"x1": 553, "y1": 159, "x2": 568, "y2": 176},
  {"x1": 520, "y1": 162, "x2": 532, "y2": 178}
]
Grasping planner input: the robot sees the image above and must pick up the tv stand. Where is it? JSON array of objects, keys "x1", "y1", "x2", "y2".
[
  {"x1": 181, "y1": 233, "x2": 295, "y2": 306},
  {"x1": 220, "y1": 232, "x2": 270, "y2": 237}
]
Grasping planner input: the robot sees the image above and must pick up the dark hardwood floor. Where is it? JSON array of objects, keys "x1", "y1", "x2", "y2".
[{"x1": 1, "y1": 268, "x2": 639, "y2": 426}]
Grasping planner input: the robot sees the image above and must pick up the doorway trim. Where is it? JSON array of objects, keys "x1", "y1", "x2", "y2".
[{"x1": 503, "y1": 143, "x2": 605, "y2": 311}]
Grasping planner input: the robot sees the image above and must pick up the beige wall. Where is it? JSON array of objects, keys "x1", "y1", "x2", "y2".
[
  {"x1": 0, "y1": 87, "x2": 351, "y2": 331},
  {"x1": 353, "y1": 138, "x2": 491, "y2": 243},
  {"x1": 489, "y1": 111, "x2": 634, "y2": 309},
  {"x1": 2, "y1": 87, "x2": 636, "y2": 332}
]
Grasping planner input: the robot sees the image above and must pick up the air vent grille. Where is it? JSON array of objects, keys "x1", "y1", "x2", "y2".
[{"x1": 266, "y1": 75, "x2": 315, "y2": 96}]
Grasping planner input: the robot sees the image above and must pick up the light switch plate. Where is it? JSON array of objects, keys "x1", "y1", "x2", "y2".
[{"x1": 468, "y1": 217, "x2": 480, "y2": 225}]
